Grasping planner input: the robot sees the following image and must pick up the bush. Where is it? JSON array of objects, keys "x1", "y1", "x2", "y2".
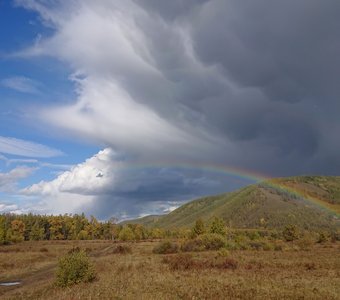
[
  {"x1": 181, "y1": 238, "x2": 205, "y2": 252},
  {"x1": 153, "y1": 241, "x2": 179, "y2": 254},
  {"x1": 192, "y1": 219, "x2": 205, "y2": 237},
  {"x1": 283, "y1": 225, "x2": 299, "y2": 242},
  {"x1": 181, "y1": 233, "x2": 225, "y2": 252},
  {"x1": 56, "y1": 249, "x2": 96, "y2": 287},
  {"x1": 209, "y1": 217, "x2": 226, "y2": 235},
  {"x1": 317, "y1": 232, "x2": 328, "y2": 243},
  {"x1": 198, "y1": 233, "x2": 226, "y2": 250}
]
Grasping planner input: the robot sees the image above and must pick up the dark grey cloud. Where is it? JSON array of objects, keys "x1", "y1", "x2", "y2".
[
  {"x1": 18, "y1": 0, "x2": 340, "y2": 218},
  {"x1": 134, "y1": 0, "x2": 209, "y2": 21},
  {"x1": 122, "y1": 0, "x2": 340, "y2": 177},
  {"x1": 185, "y1": 0, "x2": 340, "y2": 175},
  {"x1": 191, "y1": 0, "x2": 340, "y2": 102},
  {"x1": 85, "y1": 167, "x2": 252, "y2": 219}
]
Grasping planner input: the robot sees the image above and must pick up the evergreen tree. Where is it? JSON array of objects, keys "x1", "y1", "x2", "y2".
[
  {"x1": 30, "y1": 221, "x2": 45, "y2": 241},
  {"x1": 8, "y1": 219, "x2": 25, "y2": 242}
]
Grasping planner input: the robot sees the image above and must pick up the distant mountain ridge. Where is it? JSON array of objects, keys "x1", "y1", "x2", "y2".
[{"x1": 122, "y1": 176, "x2": 340, "y2": 230}]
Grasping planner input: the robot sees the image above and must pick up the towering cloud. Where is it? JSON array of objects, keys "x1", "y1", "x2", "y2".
[{"x1": 15, "y1": 0, "x2": 340, "y2": 218}]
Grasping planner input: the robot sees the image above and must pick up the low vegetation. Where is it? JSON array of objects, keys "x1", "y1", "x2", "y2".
[
  {"x1": 152, "y1": 240, "x2": 179, "y2": 254},
  {"x1": 162, "y1": 253, "x2": 239, "y2": 271},
  {"x1": 110, "y1": 244, "x2": 132, "y2": 254},
  {"x1": 0, "y1": 175, "x2": 339, "y2": 298},
  {"x1": 55, "y1": 248, "x2": 96, "y2": 287},
  {"x1": 124, "y1": 176, "x2": 340, "y2": 230},
  {"x1": 0, "y1": 238, "x2": 339, "y2": 299}
]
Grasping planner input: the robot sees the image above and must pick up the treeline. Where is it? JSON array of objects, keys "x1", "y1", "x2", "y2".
[
  {"x1": 0, "y1": 213, "x2": 191, "y2": 244},
  {"x1": 1, "y1": 213, "x2": 338, "y2": 245}
]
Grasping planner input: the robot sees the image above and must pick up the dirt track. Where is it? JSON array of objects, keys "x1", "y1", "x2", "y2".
[{"x1": 0, "y1": 243, "x2": 116, "y2": 299}]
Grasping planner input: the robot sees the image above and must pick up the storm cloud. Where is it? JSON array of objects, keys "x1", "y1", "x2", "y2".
[{"x1": 16, "y1": 0, "x2": 340, "y2": 218}]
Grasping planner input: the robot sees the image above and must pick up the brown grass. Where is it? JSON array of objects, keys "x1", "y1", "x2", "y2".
[{"x1": 0, "y1": 240, "x2": 339, "y2": 299}]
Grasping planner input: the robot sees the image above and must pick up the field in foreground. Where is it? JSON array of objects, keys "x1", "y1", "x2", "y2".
[{"x1": 0, "y1": 240, "x2": 339, "y2": 300}]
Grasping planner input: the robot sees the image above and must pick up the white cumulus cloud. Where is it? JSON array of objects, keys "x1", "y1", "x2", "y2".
[
  {"x1": 23, "y1": 148, "x2": 117, "y2": 196},
  {"x1": 0, "y1": 166, "x2": 36, "y2": 192}
]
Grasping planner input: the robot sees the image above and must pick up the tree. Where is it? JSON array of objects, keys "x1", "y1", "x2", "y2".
[
  {"x1": 0, "y1": 215, "x2": 8, "y2": 244},
  {"x1": 30, "y1": 221, "x2": 45, "y2": 241},
  {"x1": 134, "y1": 224, "x2": 147, "y2": 240},
  {"x1": 192, "y1": 219, "x2": 205, "y2": 237},
  {"x1": 107, "y1": 217, "x2": 118, "y2": 240},
  {"x1": 118, "y1": 226, "x2": 135, "y2": 241},
  {"x1": 49, "y1": 217, "x2": 64, "y2": 240},
  {"x1": 209, "y1": 217, "x2": 226, "y2": 236},
  {"x1": 8, "y1": 219, "x2": 25, "y2": 242}
]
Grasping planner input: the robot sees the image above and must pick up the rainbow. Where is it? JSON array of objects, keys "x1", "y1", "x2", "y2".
[{"x1": 123, "y1": 162, "x2": 340, "y2": 217}]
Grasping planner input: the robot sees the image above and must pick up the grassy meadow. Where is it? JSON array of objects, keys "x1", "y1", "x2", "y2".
[{"x1": 0, "y1": 238, "x2": 339, "y2": 300}]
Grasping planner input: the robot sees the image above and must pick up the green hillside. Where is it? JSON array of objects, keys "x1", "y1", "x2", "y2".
[{"x1": 125, "y1": 176, "x2": 340, "y2": 230}]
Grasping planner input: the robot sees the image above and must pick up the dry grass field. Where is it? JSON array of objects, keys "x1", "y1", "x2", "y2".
[{"x1": 0, "y1": 240, "x2": 339, "y2": 300}]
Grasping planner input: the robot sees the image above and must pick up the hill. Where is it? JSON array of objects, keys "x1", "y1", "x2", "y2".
[
  {"x1": 120, "y1": 215, "x2": 161, "y2": 226},
  {"x1": 124, "y1": 176, "x2": 340, "y2": 230}
]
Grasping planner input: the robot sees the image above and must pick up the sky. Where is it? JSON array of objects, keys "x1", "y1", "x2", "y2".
[{"x1": 0, "y1": 0, "x2": 340, "y2": 220}]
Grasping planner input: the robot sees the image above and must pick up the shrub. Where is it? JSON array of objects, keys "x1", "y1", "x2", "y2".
[
  {"x1": 283, "y1": 225, "x2": 299, "y2": 242},
  {"x1": 198, "y1": 233, "x2": 226, "y2": 250},
  {"x1": 181, "y1": 233, "x2": 225, "y2": 252},
  {"x1": 209, "y1": 217, "x2": 226, "y2": 236},
  {"x1": 192, "y1": 219, "x2": 205, "y2": 237},
  {"x1": 56, "y1": 249, "x2": 96, "y2": 287},
  {"x1": 112, "y1": 244, "x2": 132, "y2": 254},
  {"x1": 181, "y1": 238, "x2": 205, "y2": 252},
  {"x1": 317, "y1": 232, "x2": 328, "y2": 243},
  {"x1": 153, "y1": 241, "x2": 179, "y2": 254}
]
